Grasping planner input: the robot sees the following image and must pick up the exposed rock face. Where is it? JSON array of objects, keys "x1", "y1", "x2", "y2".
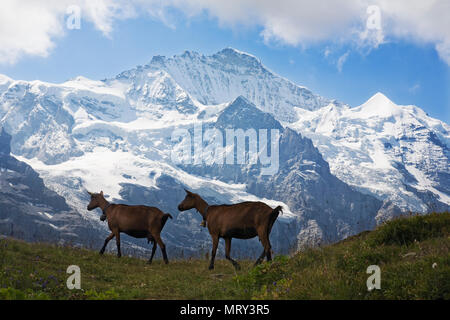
[
  {"x1": 0, "y1": 127, "x2": 11, "y2": 156},
  {"x1": 0, "y1": 127, "x2": 102, "y2": 247}
]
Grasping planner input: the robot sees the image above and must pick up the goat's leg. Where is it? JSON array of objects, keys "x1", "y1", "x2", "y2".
[
  {"x1": 254, "y1": 249, "x2": 266, "y2": 266},
  {"x1": 266, "y1": 238, "x2": 273, "y2": 262},
  {"x1": 115, "y1": 232, "x2": 121, "y2": 258},
  {"x1": 154, "y1": 235, "x2": 168, "y2": 264},
  {"x1": 99, "y1": 233, "x2": 115, "y2": 255},
  {"x1": 255, "y1": 231, "x2": 271, "y2": 266},
  {"x1": 225, "y1": 237, "x2": 240, "y2": 270},
  {"x1": 147, "y1": 241, "x2": 157, "y2": 265},
  {"x1": 260, "y1": 236, "x2": 272, "y2": 262},
  {"x1": 209, "y1": 235, "x2": 219, "y2": 270}
]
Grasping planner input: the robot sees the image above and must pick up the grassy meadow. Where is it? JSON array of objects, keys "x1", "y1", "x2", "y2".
[{"x1": 0, "y1": 212, "x2": 449, "y2": 300}]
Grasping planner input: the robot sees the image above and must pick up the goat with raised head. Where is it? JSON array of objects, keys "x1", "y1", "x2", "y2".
[
  {"x1": 178, "y1": 189, "x2": 282, "y2": 270},
  {"x1": 87, "y1": 191, "x2": 172, "y2": 264}
]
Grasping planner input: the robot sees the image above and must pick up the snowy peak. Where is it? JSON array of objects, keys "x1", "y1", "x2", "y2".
[
  {"x1": 216, "y1": 47, "x2": 259, "y2": 59},
  {"x1": 366, "y1": 92, "x2": 394, "y2": 105},
  {"x1": 112, "y1": 48, "x2": 335, "y2": 122},
  {"x1": 148, "y1": 48, "x2": 262, "y2": 68},
  {"x1": 0, "y1": 74, "x2": 12, "y2": 86},
  {"x1": 216, "y1": 96, "x2": 283, "y2": 130},
  {"x1": 356, "y1": 92, "x2": 400, "y2": 118},
  {"x1": 354, "y1": 92, "x2": 449, "y2": 141},
  {"x1": 212, "y1": 47, "x2": 263, "y2": 67},
  {"x1": 292, "y1": 90, "x2": 450, "y2": 213}
]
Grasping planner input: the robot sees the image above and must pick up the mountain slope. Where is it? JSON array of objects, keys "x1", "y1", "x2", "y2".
[
  {"x1": 1, "y1": 212, "x2": 448, "y2": 300},
  {"x1": 0, "y1": 127, "x2": 100, "y2": 244}
]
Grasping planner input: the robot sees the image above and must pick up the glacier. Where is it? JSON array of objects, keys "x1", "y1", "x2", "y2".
[{"x1": 289, "y1": 92, "x2": 450, "y2": 217}]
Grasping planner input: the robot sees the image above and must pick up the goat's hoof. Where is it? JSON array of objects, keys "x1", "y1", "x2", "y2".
[
  {"x1": 147, "y1": 261, "x2": 152, "y2": 265},
  {"x1": 234, "y1": 264, "x2": 241, "y2": 271},
  {"x1": 164, "y1": 260, "x2": 169, "y2": 265},
  {"x1": 208, "y1": 265, "x2": 214, "y2": 270},
  {"x1": 99, "y1": 251, "x2": 104, "y2": 255}
]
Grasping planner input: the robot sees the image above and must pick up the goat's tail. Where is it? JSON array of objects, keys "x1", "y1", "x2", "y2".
[
  {"x1": 268, "y1": 205, "x2": 282, "y2": 234},
  {"x1": 161, "y1": 213, "x2": 173, "y2": 229}
]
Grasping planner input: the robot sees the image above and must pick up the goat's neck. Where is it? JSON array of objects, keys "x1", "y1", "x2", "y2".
[
  {"x1": 99, "y1": 198, "x2": 110, "y2": 212},
  {"x1": 196, "y1": 198, "x2": 209, "y2": 220}
]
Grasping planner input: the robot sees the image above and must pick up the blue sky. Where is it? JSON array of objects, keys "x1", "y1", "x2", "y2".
[{"x1": 0, "y1": 1, "x2": 448, "y2": 123}]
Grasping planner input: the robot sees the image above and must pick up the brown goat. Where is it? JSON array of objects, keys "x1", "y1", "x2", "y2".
[
  {"x1": 178, "y1": 189, "x2": 282, "y2": 270},
  {"x1": 87, "y1": 191, "x2": 172, "y2": 264}
]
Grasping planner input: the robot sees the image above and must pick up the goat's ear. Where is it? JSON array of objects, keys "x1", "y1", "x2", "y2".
[
  {"x1": 87, "y1": 191, "x2": 93, "y2": 196},
  {"x1": 184, "y1": 188, "x2": 191, "y2": 194}
]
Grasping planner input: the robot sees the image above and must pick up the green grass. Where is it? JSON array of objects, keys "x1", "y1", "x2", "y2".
[{"x1": 1, "y1": 212, "x2": 449, "y2": 300}]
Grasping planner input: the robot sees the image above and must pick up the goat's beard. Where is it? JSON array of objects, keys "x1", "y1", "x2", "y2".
[{"x1": 100, "y1": 214, "x2": 107, "y2": 221}]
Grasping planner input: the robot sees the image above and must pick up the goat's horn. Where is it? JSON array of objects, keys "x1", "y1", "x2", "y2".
[{"x1": 87, "y1": 191, "x2": 93, "y2": 196}]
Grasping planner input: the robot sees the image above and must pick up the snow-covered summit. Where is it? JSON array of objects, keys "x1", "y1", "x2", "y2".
[
  {"x1": 112, "y1": 48, "x2": 334, "y2": 122},
  {"x1": 356, "y1": 92, "x2": 400, "y2": 118},
  {"x1": 292, "y1": 92, "x2": 450, "y2": 214}
]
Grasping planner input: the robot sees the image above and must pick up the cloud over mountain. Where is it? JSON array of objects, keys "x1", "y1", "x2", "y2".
[{"x1": 1, "y1": 1, "x2": 449, "y2": 65}]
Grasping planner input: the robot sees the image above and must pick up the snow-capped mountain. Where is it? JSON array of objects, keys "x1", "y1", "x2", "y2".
[
  {"x1": 113, "y1": 48, "x2": 337, "y2": 122},
  {"x1": 290, "y1": 92, "x2": 450, "y2": 217},
  {"x1": 0, "y1": 48, "x2": 448, "y2": 256}
]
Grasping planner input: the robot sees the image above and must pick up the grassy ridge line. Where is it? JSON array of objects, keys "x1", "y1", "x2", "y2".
[{"x1": 0, "y1": 212, "x2": 449, "y2": 300}]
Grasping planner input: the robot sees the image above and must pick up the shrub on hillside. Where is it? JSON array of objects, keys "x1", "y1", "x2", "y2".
[{"x1": 368, "y1": 212, "x2": 450, "y2": 246}]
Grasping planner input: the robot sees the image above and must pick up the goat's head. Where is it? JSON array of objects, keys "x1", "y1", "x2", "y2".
[
  {"x1": 178, "y1": 189, "x2": 198, "y2": 211},
  {"x1": 87, "y1": 191, "x2": 107, "y2": 220}
]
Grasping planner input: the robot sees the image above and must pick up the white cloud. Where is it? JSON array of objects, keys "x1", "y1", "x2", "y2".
[
  {"x1": 0, "y1": 0, "x2": 137, "y2": 64},
  {"x1": 170, "y1": 0, "x2": 365, "y2": 45},
  {"x1": 1, "y1": 0, "x2": 450, "y2": 66},
  {"x1": 82, "y1": 0, "x2": 137, "y2": 36},
  {"x1": 0, "y1": 0, "x2": 65, "y2": 64},
  {"x1": 436, "y1": 42, "x2": 450, "y2": 66},
  {"x1": 374, "y1": 0, "x2": 450, "y2": 65},
  {"x1": 166, "y1": 0, "x2": 450, "y2": 65},
  {"x1": 337, "y1": 52, "x2": 350, "y2": 72},
  {"x1": 409, "y1": 83, "x2": 421, "y2": 94}
]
